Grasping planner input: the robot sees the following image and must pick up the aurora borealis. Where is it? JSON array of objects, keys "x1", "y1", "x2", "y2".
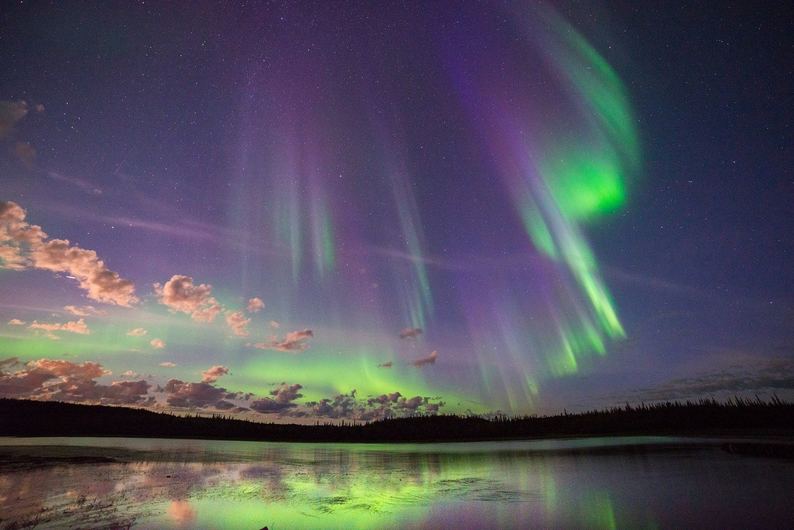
[{"x1": 2, "y1": 1, "x2": 793, "y2": 420}]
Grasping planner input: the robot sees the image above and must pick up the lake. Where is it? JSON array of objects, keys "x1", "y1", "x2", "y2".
[{"x1": 1, "y1": 436, "x2": 792, "y2": 529}]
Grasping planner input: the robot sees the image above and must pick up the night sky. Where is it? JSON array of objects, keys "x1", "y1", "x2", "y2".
[{"x1": 1, "y1": 1, "x2": 792, "y2": 420}]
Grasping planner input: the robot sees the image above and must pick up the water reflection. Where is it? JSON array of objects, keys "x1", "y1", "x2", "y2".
[{"x1": 1, "y1": 437, "x2": 793, "y2": 529}]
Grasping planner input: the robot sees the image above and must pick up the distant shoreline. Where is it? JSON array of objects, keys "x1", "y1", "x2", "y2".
[
  {"x1": 2, "y1": 397, "x2": 793, "y2": 444},
  {"x1": 3, "y1": 430, "x2": 794, "y2": 446},
  {"x1": 3, "y1": 436, "x2": 794, "y2": 476}
]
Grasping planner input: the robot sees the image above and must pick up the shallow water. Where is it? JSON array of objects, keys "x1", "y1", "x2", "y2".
[{"x1": 1, "y1": 436, "x2": 792, "y2": 529}]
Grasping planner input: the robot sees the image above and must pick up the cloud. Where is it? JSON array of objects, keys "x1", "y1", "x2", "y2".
[
  {"x1": 247, "y1": 297, "x2": 265, "y2": 313},
  {"x1": 269, "y1": 320, "x2": 280, "y2": 329},
  {"x1": 7, "y1": 318, "x2": 25, "y2": 326},
  {"x1": 32, "y1": 239, "x2": 138, "y2": 306},
  {"x1": 225, "y1": 310, "x2": 250, "y2": 337},
  {"x1": 127, "y1": 327, "x2": 148, "y2": 337},
  {"x1": 377, "y1": 361, "x2": 393, "y2": 368},
  {"x1": 0, "y1": 357, "x2": 21, "y2": 371},
  {"x1": 399, "y1": 327, "x2": 423, "y2": 339},
  {"x1": 250, "y1": 383, "x2": 303, "y2": 413},
  {"x1": 154, "y1": 275, "x2": 222, "y2": 322},
  {"x1": 79, "y1": 379, "x2": 152, "y2": 405},
  {"x1": 627, "y1": 357, "x2": 794, "y2": 402},
  {"x1": 0, "y1": 357, "x2": 446, "y2": 421},
  {"x1": 0, "y1": 245, "x2": 25, "y2": 270},
  {"x1": 0, "y1": 357, "x2": 150, "y2": 405},
  {"x1": 272, "y1": 383, "x2": 303, "y2": 402},
  {"x1": 12, "y1": 141, "x2": 36, "y2": 167},
  {"x1": 363, "y1": 392, "x2": 444, "y2": 419},
  {"x1": 150, "y1": 338, "x2": 166, "y2": 349},
  {"x1": 162, "y1": 379, "x2": 239, "y2": 409},
  {"x1": 201, "y1": 365, "x2": 229, "y2": 383},
  {"x1": 29, "y1": 318, "x2": 90, "y2": 336},
  {"x1": 64, "y1": 305, "x2": 105, "y2": 317},
  {"x1": 303, "y1": 391, "x2": 359, "y2": 419},
  {"x1": 0, "y1": 100, "x2": 30, "y2": 138},
  {"x1": 367, "y1": 392, "x2": 403, "y2": 406},
  {"x1": 159, "y1": 361, "x2": 176, "y2": 367},
  {"x1": 253, "y1": 329, "x2": 313, "y2": 353},
  {"x1": 411, "y1": 350, "x2": 438, "y2": 367},
  {"x1": 0, "y1": 101, "x2": 44, "y2": 168},
  {"x1": 249, "y1": 400, "x2": 289, "y2": 413},
  {"x1": 1, "y1": 200, "x2": 47, "y2": 270},
  {"x1": 0, "y1": 201, "x2": 137, "y2": 306},
  {"x1": 299, "y1": 389, "x2": 445, "y2": 421}
]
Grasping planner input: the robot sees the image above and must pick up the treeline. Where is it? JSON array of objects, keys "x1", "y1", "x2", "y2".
[{"x1": 1, "y1": 397, "x2": 792, "y2": 443}]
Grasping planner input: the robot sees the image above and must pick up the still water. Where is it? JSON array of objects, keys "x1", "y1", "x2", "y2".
[{"x1": 1, "y1": 436, "x2": 792, "y2": 529}]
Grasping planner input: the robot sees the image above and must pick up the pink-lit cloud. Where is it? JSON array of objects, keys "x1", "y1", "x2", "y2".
[
  {"x1": 150, "y1": 338, "x2": 166, "y2": 349},
  {"x1": 0, "y1": 356, "x2": 447, "y2": 421},
  {"x1": 0, "y1": 100, "x2": 30, "y2": 138},
  {"x1": 247, "y1": 297, "x2": 265, "y2": 313},
  {"x1": 127, "y1": 327, "x2": 148, "y2": 336},
  {"x1": 163, "y1": 379, "x2": 239, "y2": 410},
  {"x1": 201, "y1": 365, "x2": 229, "y2": 383},
  {"x1": 399, "y1": 327, "x2": 423, "y2": 339},
  {"x1": 0, "y1": 200, "x2": 47, "y2": 270},
  {"x1": 64, "y1": 305, "x2": 105, "y2": 317},
  {"x1": 29, "y1": 318, "x2": 90, "y2": 335},
  {"x1": 295, "y1": 389, "x2": 444, "y2": 421},
  {"x1": 154, "y1": 275, "x2": 222, "y2": 322},
  {"x1": 300, "y1": 390, "x2": 445, "y2": 421},
  {"x1": 250, "y1": 383, "x2": 303, "y2": 413},
  {"x1": 253, "y1": 329, "x2": 314, "y2": 353},
  {"x1": 411, "y1": 350, "x2": 438, "y2": 367},
  {"x1": 0, "y1": 357, "x2": 150, "y2": 405},
  {"x1": 13, "y1": 141, "x2": 36, "y2": 167},
  {"x1": 0, "y1": 201, "x2": 137, "y2": 305},
  {"x1": 225, "y1": 310, "x2": 251, "y2": 337},
  {"x1": 32, "y1": 239, "x2": 138, "y2": 306}
]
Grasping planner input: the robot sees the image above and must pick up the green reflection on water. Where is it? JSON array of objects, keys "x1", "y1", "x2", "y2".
[{"x1": 0, "y1": 437, "x2": 746, "y2": 529}]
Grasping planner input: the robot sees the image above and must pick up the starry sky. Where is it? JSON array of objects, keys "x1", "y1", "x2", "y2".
[{"x1": 1, "y1": 1, "x2": 792, "y2": 420}]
